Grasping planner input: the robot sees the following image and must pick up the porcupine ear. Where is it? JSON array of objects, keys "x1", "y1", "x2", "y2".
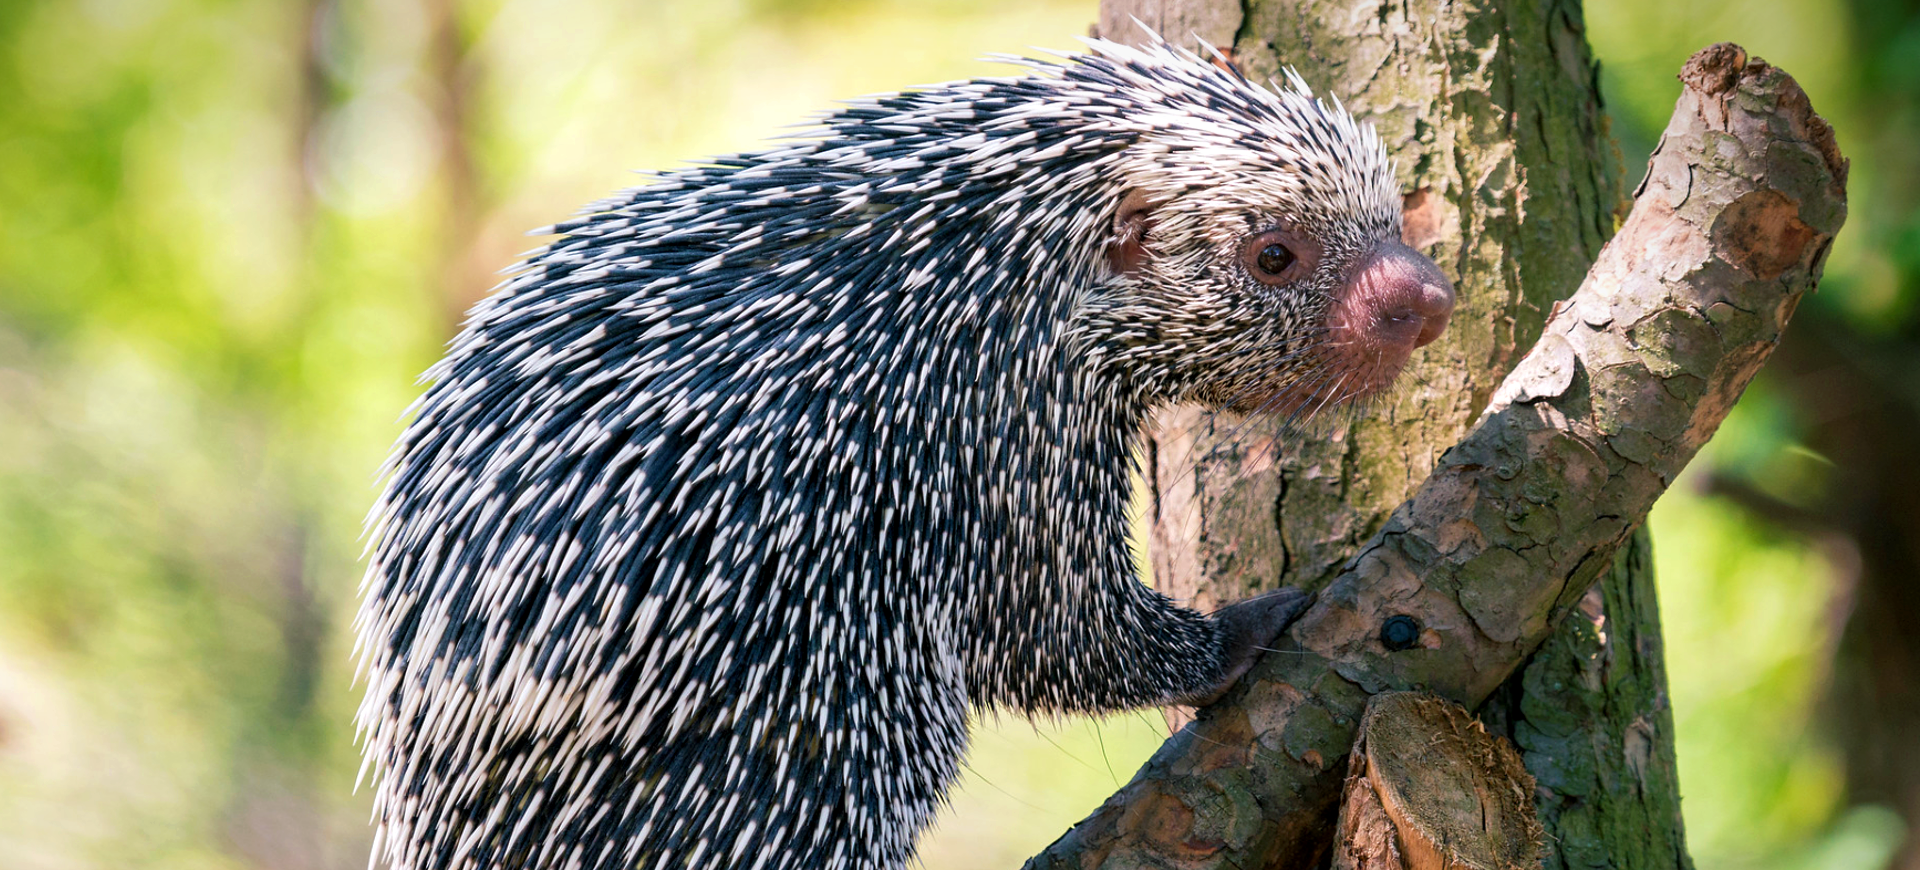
[{"x1": 1108, "y1": 189, "x2": 1160, "y2": 277}]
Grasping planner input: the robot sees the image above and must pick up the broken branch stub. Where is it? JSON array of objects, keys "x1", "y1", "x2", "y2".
[
  {"x1": 1025, "y1": 43, "x2": 1847, "y2": 870},
  {"x1": 1333, "y1": 693, "x2": 1544, "y2": 870}
]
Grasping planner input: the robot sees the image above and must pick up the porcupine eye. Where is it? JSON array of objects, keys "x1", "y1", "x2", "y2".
[
  {"x1": 1257, "y1": 243, "x2": 1294, "y2": 275},
  {"x1": 1241, "y1": 226, "x2": 1315, "y2": 286}
]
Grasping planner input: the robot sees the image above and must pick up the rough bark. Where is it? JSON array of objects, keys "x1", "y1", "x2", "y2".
[{"x1": 1024, "y1": 40, "x2": 1848, "y2": 870}]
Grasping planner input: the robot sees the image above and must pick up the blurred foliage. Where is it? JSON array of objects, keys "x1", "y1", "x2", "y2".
[
  {"x1": 1588, "y1": 0, "x2": 1920, "y2": 866},
  {"x1": 0, "y1": 0, "x2": 1912, "y2": 868}
]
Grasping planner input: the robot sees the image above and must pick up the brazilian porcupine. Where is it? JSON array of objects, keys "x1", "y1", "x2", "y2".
[{"x1": 357, "y1": 38, "x2": 1453, "y2": 870}]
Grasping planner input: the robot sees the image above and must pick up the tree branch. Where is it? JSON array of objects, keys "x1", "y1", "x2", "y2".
[{"x1": 1026, "y1": 43, "x2": 1848, "y2": 870}]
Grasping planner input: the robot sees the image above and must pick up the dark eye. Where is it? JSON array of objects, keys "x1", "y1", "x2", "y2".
[
  {"x1": 1257, "y1": 243, "x2": 1295, "y2": 276},
  {"x1": 1241, "y1": 228, "x2": 1312, "y2": 285}
]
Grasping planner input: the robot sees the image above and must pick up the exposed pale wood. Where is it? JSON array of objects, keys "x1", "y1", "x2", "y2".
[{"x1": 1336, "y1": 694, "x2": 1543, "y2": 870}]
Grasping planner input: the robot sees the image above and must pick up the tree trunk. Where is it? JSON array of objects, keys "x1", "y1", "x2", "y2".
[
  {"x1": 1026, "y1": 4, "x2": 1847, "y2": 867},
  {"x1": 1105, "y1": 0, "x2": 1676, "y2": 864}
]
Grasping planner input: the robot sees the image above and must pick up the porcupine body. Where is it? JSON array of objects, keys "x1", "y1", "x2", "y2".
[{"x1": 357, "y1": 39, "x2": 1452, "y2": 870}]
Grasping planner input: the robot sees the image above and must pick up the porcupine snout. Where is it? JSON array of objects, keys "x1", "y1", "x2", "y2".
[{"x1": 1321, "y1": 238, "x2": 1454, "y2": 397}]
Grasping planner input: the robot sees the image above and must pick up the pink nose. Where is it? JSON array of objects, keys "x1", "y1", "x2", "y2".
[{"x1": 1344, "y1": 240, "x2": 1454, "y2": 351}]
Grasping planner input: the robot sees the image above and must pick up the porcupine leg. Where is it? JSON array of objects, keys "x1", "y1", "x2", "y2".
[
  {"x1": 1072, "y1": 581, "x2": 1313, "y2": 711},
  {"x1": 969, "y1": 543, "x2": 1311, "y2": 716}
]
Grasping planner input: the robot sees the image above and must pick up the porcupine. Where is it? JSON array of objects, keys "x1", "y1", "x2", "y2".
[{"x1": 356, "y1": 38, "x2": 1453, "y2": 870}]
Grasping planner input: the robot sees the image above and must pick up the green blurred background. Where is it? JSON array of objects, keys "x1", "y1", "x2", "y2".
[{"x1": 0, "y1": 0, "x2": 1915, "y2": 868}]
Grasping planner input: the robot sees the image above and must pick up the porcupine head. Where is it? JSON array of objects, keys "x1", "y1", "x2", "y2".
[{"x1": 357, "y1": 37, "x2": 1452, "y2": 870}]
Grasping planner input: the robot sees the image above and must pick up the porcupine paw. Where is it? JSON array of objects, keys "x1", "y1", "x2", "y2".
[{"x1": 1178, "y1": 587, "x2": 1313, "y2": 707}]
